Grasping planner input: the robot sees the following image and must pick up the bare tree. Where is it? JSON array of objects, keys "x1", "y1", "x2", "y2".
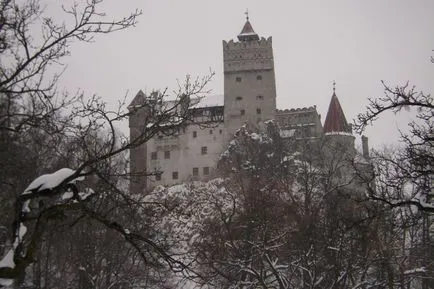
[
  {"x1": 198, "y1": 124, "x2": 383, "y2": 288},
  {"x1": 354, "y1": 81, "x2": 433, "y2": 212},
  {"x1": 0, "y1": 1, "x2": 214, "y2": 287},
  {"x1": 354, "y1": 80, "x2": 434, "y2": 287}
]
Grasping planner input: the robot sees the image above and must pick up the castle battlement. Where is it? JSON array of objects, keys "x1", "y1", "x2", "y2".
[
  {"x1": 222, "y1": 37, "x2": 272, "y2": 50},
  {"x1": 223, "y1": 36, "x2": 274, "y2": 73},
  {"x1": 276, "y1": 106, "x2": 318, "y2": 114}
]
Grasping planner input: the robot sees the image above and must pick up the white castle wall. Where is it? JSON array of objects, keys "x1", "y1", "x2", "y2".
[{"x1": 146, "y1": 122, "x2": 225, "y2": 187}]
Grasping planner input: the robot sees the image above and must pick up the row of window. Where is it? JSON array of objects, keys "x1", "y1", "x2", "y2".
[
  {"x1": 192, "y1": 129, "x2": 223, "y2": 138},
  {"x1": 192, "y1": 167, "x2": 209, "y2": 176},
  {"x1": 151, "y1": 146, "x2": 208, "y2": 160},
  {"x1": 240, "y1": 108, "x2": 261, "y2": 116},
  {"x1": 236, "y1": 75, "x2": 262, "y2": 82},
  {"x1": 155, "y1": 167, "x2": 210, "y2": 181},
  {"x1": 156, "y1": 126, "x2": 225, "y2": 139},
  {"x1": 235, "y1": 95, "x2": 264, "y2": 101}
]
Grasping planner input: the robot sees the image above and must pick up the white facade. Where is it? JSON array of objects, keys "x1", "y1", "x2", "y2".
[{"x1": 146, "y1": 121, "x2": 225, "y2": 187}]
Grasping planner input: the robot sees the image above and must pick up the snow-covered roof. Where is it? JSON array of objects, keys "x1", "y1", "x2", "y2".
[{"x1": 190, "y1": 94, "x2": 223, "y2": 108}]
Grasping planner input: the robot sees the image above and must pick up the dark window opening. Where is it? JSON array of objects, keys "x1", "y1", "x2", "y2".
[
  {"x1": 151, "y1": 152, "x2": 157, "y2": 160},
  {"x1": 193, "y1": 131, "x2": 197, "y2": 138},
  {"x1": 257, "y1": 95, "x2": 264, "y2": 100},
  {"x1": 257, "y1": 108, "x2": 261, "y2": 114},
  {"x1": 172, "y1": 171, "x2": 178, "y2": 180},
  {"x1": 236, "y1": 77, "x2": 242, "y2": 82},
  {"x1": 209, "y1": 130, "x2": 213, "y2": 134},
  {"x1": 156, "y1": 174, "x2": 161, "y2": 181},
  {"x1": 201, "y1": 146, "x2": 207, "y2": 155},
  {"x1": 203, "y1": 167, "x2": 210, "y2": 175},
  {"x1": 240, "y1": 109, "x2": 245, "y2": 116},
  {"x1": 164, "y1": 151, "x2": 170, "y2": 159},
  {"x1": 236, "y1": 96, "x2": 243, "y2": 101},
  {"x1": 193, "y1": 167, "x2": 199, "y2": 176},
  {"x1": 257, "y1": 75, "x2": 262, "y2": 80}
]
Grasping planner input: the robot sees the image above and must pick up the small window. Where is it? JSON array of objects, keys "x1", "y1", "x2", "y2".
[
  {"x1": 193, "y1": 131, "x2": 197, "y2": 138},
  {"x1": 209, "y1": 130, "x2": 213, "y2": 135},
  {"x1": 236, "y1": 77, "x2": 242, "y2": 82},
  {"x1": 219, "y1": 129, "x2": 223, "y2": 134},
  {"x1": 256, "y1": 108, "x2": 261, "y2": 114},
  {"x1": 156, "y1": 173, "x2": 161, "y2": 181},
  {"x1": 151, "y1": 152, "x2": 157, "y2": 160},
  {"x1": 172, "y1": 171, "x2": 178, "y2": 180},
  {"x1": 257, "y1": 95, "x2": 264, "y2": 100},
  {"x1": 256, "y1": 75, "x2": 262, "y2": 80},
  {"x1": 201, "y1": 146, "x2": 207, "y2": 155},
  {"x1": 240, "y1": 109, "x2": 245, "y2": 116},
  {"x1": 193, "y1": 167, "x2": 199, "y2": 176},
  {"x1": 164, "y1": 151, "x2": 170, "y2": 159},
  {"x1": 203, "y1": 167, "x2": 210, "y2": 175},
  {"x1": 236, "y1": 96, "x2": 243, "y2": 101}
]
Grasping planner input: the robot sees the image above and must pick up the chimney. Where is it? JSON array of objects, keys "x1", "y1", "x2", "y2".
[{"x1": 362, "y1": 135, "x2": 369, "y2": 159}]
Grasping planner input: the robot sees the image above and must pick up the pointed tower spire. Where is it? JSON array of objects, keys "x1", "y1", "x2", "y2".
[
  {"x1": 323, "y1": 82, "x2": 352, "y2": 134},
  {"x1": 237, "y1": 10, "x2": 259, "y2": 41}
]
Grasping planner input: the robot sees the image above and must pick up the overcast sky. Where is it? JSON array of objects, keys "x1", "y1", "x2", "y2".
[{"x1": 46, "y1": 0, "x2": 434, "y2": 149}]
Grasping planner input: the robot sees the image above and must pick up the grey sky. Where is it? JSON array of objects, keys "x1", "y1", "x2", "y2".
[{"x1": 47, "y1": 0, "x2": 434, "y2": 148}]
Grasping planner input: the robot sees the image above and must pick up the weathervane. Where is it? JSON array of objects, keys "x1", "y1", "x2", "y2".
[
  {"x1": 333, "y1": 80, "x2": 336, "y2": 94},
  {"x1": 245, "y1": 9, "x2": 249, "y2": 21}
]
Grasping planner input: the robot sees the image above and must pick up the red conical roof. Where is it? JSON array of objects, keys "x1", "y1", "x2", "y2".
[
  {"x1": 323, "y1": 92, "x2": 351, "y2": 133},
  {"x1": 237, "y1": 20, "x2": 259, "y2": 41}
]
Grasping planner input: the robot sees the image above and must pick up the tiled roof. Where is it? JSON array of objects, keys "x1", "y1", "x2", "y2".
[{"x1": 323, "y1": 93, "x2": 351, "y2": 133}]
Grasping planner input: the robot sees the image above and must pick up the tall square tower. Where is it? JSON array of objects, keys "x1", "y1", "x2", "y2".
[{"x1": 223, "y1": 16, "x2": 277, "y2": 138}]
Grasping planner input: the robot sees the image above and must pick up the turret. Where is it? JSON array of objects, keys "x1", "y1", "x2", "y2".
[
  {"x1": 237, "y1": 14, "x2": 259, "y2": 41},
  {"x1": 322, "y1": 82, "x2": 356, "y2": 173}
]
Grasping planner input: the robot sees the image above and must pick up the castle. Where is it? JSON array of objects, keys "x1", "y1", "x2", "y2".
[{"x1": 128, "y1": 16, "x2": 369, "y2": 193}]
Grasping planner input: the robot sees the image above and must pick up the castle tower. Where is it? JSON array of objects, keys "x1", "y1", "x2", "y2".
[
  {"x1": 223, "y1": 14, "x2": 277, "y2": 139},
  {"x1": 128, "y1": 90, "x2": 149, "y2": 193},
  {"x1": 323, "y1": 82, "x2": 356, "y2": 175}
]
